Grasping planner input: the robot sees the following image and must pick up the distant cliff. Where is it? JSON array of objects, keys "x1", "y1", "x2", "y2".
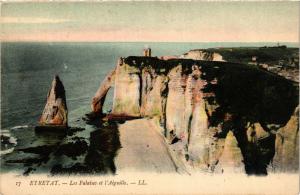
[
  {"x1": 182, "y1": 46, "x2": 299, "y2": 82},
  {"x1": 92, "y1": 56, "x2": 298, "y2": 175},
  {"x1": 183, "y1": 46, "x2": 299, "y2": 66},
  {"x1": 182, "y1": 50, "x2": 225, "y2": 61}
]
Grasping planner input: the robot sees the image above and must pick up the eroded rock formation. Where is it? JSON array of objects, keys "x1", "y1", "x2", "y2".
[
  {"x1": 271, "y1": 106, "x2": 299, "y2": 172},
  {"x1": 38, "y1": 75, "x2": 68, "y2": 128},
  {"x1": 92, "y1": 56, "x2": 298, "y2": 174},
  {"x1": 214, "y1": 131, "x2": 245, "y2": 173},
  {"x1": 92, "y1": 67, "x2": 116, "y2": 114}
]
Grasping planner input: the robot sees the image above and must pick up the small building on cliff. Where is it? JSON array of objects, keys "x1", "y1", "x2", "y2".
[{"x1": 143, "y1": 48, "x2": 151, "y2": 57}]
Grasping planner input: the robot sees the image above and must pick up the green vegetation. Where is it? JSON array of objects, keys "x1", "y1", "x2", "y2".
[{"x1": 204, "y1": 46, "x2": 299, "y2": 67}]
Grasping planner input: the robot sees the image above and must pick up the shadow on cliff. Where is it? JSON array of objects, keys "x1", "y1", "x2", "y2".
[
  {"x1": 123, "y1": 56, "x2": 299, "y2": 175},
  {"x1": 199, "y1": 61, "x2": 298, "y2": 175}
]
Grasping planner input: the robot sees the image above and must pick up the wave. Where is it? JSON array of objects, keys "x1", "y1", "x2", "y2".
[
  {"x1": 1, "y1": 130, "x2": 10, "y2": 137},
  {"x1": 0, "y1": 148, "x2": 15, "y2": 156},
  {"x1": 1, "y1": 129, "x2": 9, "y2": 133},
  {"x1": 11, "y1": 125, "x2": 29, "y2": 130}
]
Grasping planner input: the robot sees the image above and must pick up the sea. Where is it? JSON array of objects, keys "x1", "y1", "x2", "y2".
[{"x1": 1, "y1": 42, "x2": 298, "y2": 175}]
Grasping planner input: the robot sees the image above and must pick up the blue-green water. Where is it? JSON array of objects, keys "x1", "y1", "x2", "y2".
[{"x1": 1, "y1": 42, "x2": 298, "y2": 174}]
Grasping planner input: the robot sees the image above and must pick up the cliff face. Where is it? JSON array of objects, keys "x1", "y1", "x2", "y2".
[
  {"x1": 112, "y1": 58, "x2": 141, "y2": 116},
  {"x1": 93, "y1": 56, "x2": 298, "y2": 174},
  {"x1": 271, "y1": 106, "x2": 299, "y2": 172},
  {"x1": 182, "y1": 50, "x2": 224, "y2": 61},
  {"x1": 39, "y1": 75, "x2": 68, "y2": 127}
]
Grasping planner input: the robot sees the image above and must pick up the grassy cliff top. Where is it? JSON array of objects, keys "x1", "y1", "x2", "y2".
[{"x1": 192, "y1": 46, "x2": 299, "y2": 66}]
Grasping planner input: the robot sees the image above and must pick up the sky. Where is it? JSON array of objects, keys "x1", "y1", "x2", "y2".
[{"x1": 1, "y1": 1, "x2": 299, "y2": 42}]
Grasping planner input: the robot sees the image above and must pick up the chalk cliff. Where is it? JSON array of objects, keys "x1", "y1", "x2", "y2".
[
  {"x1": 92, "y1": 68, "x2": 116, "y2": 114},
  {"x1": 182, "y1": 50, "x2": 224, "y2": 61},
  {"x1": 271, "y1": 106, "x2": 299, "y2": 172},
  {"x1": 38, "y1": 75, "x2": 68, "y2": 129},
  {"x1": 92, "y1": 56, "x2": 298, "y2": 174}
]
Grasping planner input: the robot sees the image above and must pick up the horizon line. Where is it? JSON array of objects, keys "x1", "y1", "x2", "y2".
[{"x1": 2, "y1": 40, "x2": 299, "y2": 44}]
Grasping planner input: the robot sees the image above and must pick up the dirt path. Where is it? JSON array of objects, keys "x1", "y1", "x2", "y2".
[{"x1": 115, "y1": 119, "x2": 178, "y2": 173}]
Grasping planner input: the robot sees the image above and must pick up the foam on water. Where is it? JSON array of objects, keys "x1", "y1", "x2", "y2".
[
  {"x1": 1, "y1": 130, "x2": 11, "y2": 137},
  {"x1": 0, "y1": 129, "x2": 18, "y2": 156},
  {"x1": 0, "y1": 148, "x2": 15, "y2": 156},
  {"x1": 8, "y1": 136, "x2": 17, "y2": 145}
]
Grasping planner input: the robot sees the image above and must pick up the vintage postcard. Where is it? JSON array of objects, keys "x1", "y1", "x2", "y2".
[{"x1": 0, "y1": 1, "x2": 299, "y2": 194}]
